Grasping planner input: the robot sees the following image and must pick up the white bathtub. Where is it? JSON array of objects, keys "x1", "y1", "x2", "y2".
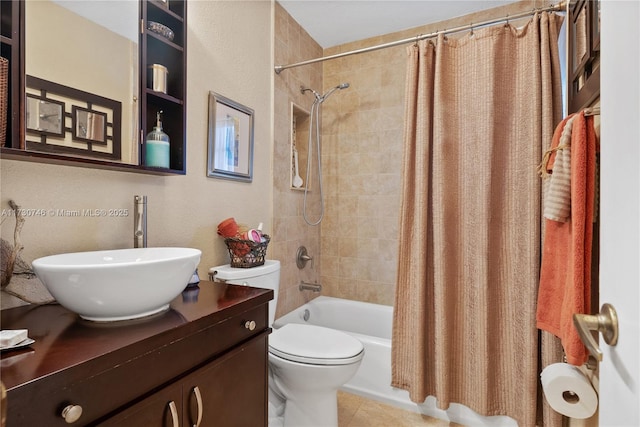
[{"x1": 274, "y1": 296, "x2": 517, "y2": 427}]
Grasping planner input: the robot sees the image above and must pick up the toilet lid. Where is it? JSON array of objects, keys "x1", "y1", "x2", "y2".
[{"x1": 269, "y1": 324, "x2": 364, "y2": 365}]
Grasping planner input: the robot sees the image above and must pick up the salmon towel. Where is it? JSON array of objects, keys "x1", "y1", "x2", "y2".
[{"x1": 537, "y1": 112, "x2": 597, "y2": 366}]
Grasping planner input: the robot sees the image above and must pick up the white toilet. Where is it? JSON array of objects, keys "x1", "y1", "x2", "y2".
[{"x1": 209, "y1": 260, "x2": 364, "y2": 427}]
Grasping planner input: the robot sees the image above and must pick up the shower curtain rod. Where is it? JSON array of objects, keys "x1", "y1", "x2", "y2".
[{"x1": 274, "y1": 2, "x2": 566, "y2": 74}]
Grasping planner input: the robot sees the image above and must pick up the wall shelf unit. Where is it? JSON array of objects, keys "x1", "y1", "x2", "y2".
[
  {"x1": 141, "y1": 0, "x2": 187, "y2": 173},
  {"x1": 290, "y1": 102, "x2": 310, "y2": 191},
  {"x1": 568, "y1": 0, "x2": 600, "y2": 113}
]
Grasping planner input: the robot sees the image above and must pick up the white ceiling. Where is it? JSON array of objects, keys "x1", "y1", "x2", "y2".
[{"x1": 278, "y1": 0, "x2": 519, "y2": 48}]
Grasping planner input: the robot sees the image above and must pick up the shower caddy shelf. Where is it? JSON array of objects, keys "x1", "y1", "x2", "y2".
[{"x1": 290, "y1": 102, "x2": 310, "y2": 191}]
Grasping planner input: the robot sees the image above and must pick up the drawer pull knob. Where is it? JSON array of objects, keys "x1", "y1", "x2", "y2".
[
  {"x1": 244, "y1": 320, "x2": 256, "y2": 331},
  {"x1": 61, "y1": 404, "x2": 83, "y2": 423}
]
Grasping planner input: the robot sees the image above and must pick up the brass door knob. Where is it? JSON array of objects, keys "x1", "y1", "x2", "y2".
[{"x1": 573, "y1": 303, "x2": 619, "y2": 361}]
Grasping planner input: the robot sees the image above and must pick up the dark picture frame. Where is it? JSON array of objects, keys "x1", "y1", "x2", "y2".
[
  {"x1": 72, "y1": 106, "x2": 108, "y2": 144},
  {"x1": 25, "y1": 94, "x2": 65, "y2": 137}
]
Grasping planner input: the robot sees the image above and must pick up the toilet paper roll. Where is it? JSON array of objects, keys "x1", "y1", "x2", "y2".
[{"x1": 541, "y1": 363, "x2": 598, "y2": 419}]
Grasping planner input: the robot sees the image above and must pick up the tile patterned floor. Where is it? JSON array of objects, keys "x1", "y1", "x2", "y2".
[{"x1": 337, "y1": 391, "x2": 466, "y2": 427}]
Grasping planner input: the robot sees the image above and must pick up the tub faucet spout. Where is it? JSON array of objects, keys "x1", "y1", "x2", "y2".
[
  {"x1": 134, "y1": 195, "x2": 147, "y2": 248},
  {"x1": 299, "y1": 281, "x2": 322, "y2": 292}
]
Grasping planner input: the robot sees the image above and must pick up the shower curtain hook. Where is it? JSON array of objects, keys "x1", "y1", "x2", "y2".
[
  {"x1": 414, "y1": 34, "x2": 421, "y2": 47},
  {"x1": 505, "y1": 14, "x2": 510, "y2": 27}
]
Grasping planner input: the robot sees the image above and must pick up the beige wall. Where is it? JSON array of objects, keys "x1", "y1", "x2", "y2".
[{"x1": 1, "y1": 1, "x2": 273, "y2": 288}]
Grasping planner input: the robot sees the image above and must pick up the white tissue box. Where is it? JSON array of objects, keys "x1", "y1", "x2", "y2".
[{"x1": 0, "y1": 329, "x2": 29, "y2": 347}]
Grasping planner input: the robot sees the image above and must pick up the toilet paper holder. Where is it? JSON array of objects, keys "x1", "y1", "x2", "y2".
[
  {"x1": 563, "y1": 354, "x2": 598, "y2": 370},
  {"x1": 573, "y1": 303, "x2": 619, "y2": 362}
]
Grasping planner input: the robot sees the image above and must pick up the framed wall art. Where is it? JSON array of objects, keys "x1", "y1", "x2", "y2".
[{"x1": 207, "y1": 91, "x2": 254, "y2": 182}]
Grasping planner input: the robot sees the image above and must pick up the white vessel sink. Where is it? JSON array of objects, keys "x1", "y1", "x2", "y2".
[{"x1": 32, "y1": 247, "x2": 201, "y2": 322}]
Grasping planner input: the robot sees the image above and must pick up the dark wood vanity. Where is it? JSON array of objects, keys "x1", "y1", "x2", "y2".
[{"x1": 0, "y1": 281, "x2": 272, "y2": 426}]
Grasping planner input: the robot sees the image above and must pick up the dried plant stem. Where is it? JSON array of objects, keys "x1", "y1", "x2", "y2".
[{"x1": 1, "y1": 200, "x2": 25, "y2": 288}]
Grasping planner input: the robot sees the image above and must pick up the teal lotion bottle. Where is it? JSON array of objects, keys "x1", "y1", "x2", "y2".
[{"x1": 146, "y1": 111, "x2": 170, "y2": 168}]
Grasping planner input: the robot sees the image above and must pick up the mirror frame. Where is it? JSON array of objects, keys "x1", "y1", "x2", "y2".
[{"x1": 0, "y1": 0, "x2": 181, "y2": 176}]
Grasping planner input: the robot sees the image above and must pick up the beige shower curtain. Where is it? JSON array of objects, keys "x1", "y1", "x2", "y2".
[{"x1": 392, "y1": 13, "x2": 564, "y2": 426}]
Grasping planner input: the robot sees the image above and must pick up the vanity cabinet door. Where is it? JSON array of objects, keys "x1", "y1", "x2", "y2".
[
  {"x1": 182, "y1": 332, "x2": 269, "y2": 427},
  {"x1": 97, "y1": 331, "x2": 268, "y2": 427},
  {"x1": 97, "y1": 381, "x2": 183, "y2": 427}
]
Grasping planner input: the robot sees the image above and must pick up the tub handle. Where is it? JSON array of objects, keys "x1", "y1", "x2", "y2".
[{"x1": 296, "y1": 246, "x2": 314, "y2": 269}]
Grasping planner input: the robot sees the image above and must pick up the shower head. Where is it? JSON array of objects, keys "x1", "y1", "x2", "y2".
[
  {"x1": 319, "y1": 82, "x2": 350, "y2": 102},
  {"x1": 301, "y1": 83, "x2": 350, "y2": 103}
]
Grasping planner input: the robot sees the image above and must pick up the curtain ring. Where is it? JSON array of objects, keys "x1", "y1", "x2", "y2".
[
  {"x1": 505, "y1": 14, "x2": 510, "y2": 27},
  {"x1": 414, "y1": 34, "x2": 421, "y2": 47},
  {"x1": 469, "y1": 23, "x2": 474, "y2": 37}
]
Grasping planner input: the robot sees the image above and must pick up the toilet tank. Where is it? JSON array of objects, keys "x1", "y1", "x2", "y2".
[{"x1": 209, "y1": 260, "x2": 280, "y2": 326}]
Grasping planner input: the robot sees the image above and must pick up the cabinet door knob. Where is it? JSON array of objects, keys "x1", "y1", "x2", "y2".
[
  {"x1": 61, "y1": 404, "x2": 83, "y2": 424},
  {"x1": 168, "y1": 401, "x2": 179, "y2": 427},
  {"x1": 191, "y1": 386, "x2": 203, "y2": 427},
  {"x1": 244, "y1": 320, "x2": 256, "y2": 331}
]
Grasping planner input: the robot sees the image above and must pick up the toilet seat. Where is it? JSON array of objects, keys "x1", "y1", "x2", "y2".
[{"x1": 269, "y1": 323, "x2": 364, "y2": 366}]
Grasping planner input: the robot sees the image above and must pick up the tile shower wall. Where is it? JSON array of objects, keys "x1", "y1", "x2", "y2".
[
  {"x1": 318, "y1": 43, "x2": 405, "y2": 305},
  {"x1": 272, "y1": 3, "x2": 324, "y2": 317},
  {"x1": 275, "y1": 1, "x2": 545, "y2": 309},
  {"x1": 318, "y1": 0, "x2": 546, "y2": 306}
]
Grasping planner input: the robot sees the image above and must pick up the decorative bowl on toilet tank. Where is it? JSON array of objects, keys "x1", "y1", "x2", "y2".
[{"x1": 32, "y1": 247, "x2": 201, "y2": 322}]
